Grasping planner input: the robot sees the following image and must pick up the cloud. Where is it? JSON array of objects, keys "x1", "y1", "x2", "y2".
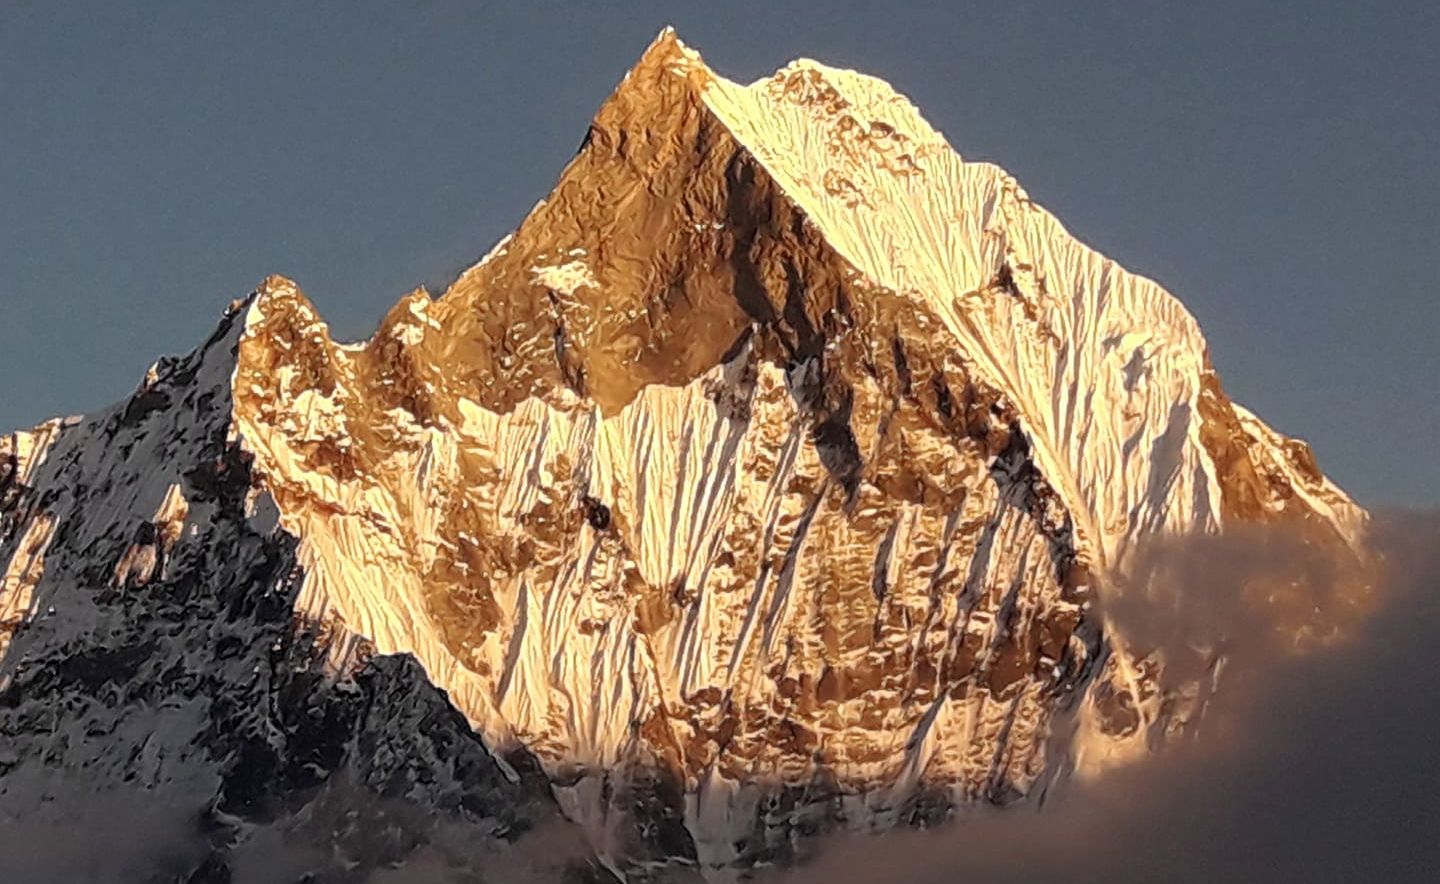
[
  {"x1": 226, "y1": 785, "x2": 599, "y2": 884},
  {"x1": 0, "y1": 785, "x2": 207, "y2": 882},
  {"x1": 775, "y1": 510, "x2": 1440, "y2": 884}
]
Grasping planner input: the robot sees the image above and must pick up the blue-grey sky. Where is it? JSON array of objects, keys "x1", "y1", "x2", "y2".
[{"x1": 3, "y1": 2, "x2": 1436, "y2": 505}]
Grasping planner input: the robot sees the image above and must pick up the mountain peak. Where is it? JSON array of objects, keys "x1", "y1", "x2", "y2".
[
  {"x1": 0, "y1": 35, "x2": 1366, "y2": 880},
  {"x1": 220, "y1": 34, "x2": 1364, "y2": 866}
]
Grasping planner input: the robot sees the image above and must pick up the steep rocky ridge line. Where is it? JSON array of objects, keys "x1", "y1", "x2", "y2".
[{"x1": 0, "y1": 308, "x2": 610, "y2": 882}]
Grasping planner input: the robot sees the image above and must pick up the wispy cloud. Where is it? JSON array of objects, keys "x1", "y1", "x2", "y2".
[{"x1": 775, "y1": 511, "x2": 1440, "y2": 884}]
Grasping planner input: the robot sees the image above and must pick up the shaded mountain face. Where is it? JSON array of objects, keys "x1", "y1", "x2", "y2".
[{"x1": 0, "y1": 30, "x2": 1364, "y2": 881}]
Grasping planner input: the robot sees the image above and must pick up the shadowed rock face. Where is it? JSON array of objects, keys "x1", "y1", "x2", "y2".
[{"x1": 0, "y1": 29, "x2": 1364, "y2": 881}]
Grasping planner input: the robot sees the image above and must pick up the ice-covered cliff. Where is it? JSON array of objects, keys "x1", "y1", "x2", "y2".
[{"x1": 0, "y1": 29, "x2": 1363, "y2": 881}]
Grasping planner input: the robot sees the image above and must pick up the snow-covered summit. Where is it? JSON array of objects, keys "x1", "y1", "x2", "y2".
[
  {"x1": 0, "y1": 30, "x2": 1365, "y2": 880},
  {"x1": 691, "y1": 30, "x2": 1361, "y2": 565}
]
